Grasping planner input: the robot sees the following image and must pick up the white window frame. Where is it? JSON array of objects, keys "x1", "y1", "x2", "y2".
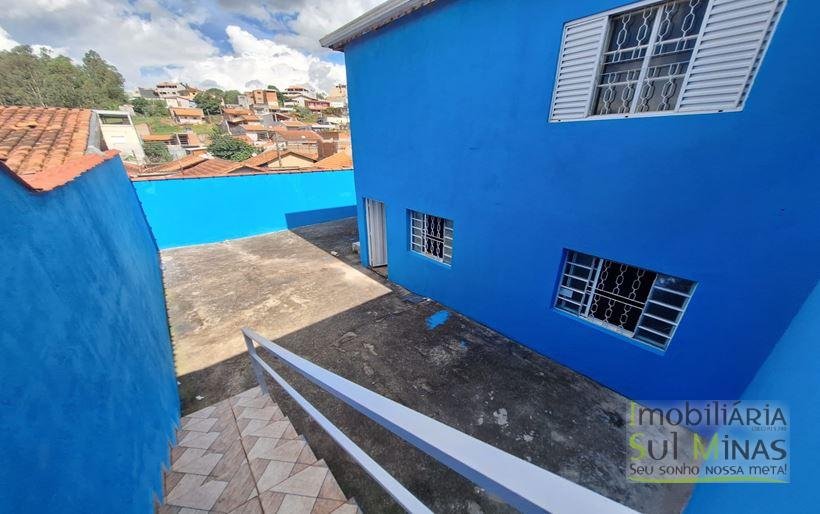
[
  {"x1": 548, "y1": 0, "x2": 787, "y2": 122},
  {"x1": 554, "y1": 250, "x2": 696, "y2": 350},
  {"x1": 409, "y1": 210, "x2": 453, "y2": 265}
]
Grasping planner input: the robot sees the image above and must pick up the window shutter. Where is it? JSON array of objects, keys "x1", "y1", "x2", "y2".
[
  {"x1": 676, "y1": 0, "x2": 786, "y2": 113},
  {"x1": 549, "y1": 16, "x2": 608, "y2": 122}
]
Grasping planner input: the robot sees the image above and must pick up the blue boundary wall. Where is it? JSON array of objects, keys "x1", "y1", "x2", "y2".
[
  {"x1": 134, "y1": 170, "x2": 356, "y2": 249},
  {"x1": 684, "y1": 280, "x2": 820, "y2": 513},
  {"x1": 0, "y1": 158, "x2": 179, "y2": 513},
  {"x1": 346, "y1": 0, "x2": 820, "y2": 400}
]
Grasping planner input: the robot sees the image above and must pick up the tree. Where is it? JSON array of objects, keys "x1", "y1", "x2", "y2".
[
  {"x1": 143, "y1": 142, "x2": 172, "y2": 164},
  {"x1": 81, "y1": 50, "x2": 127, "y2": 109},
  {"x1": 207, "y1": 127, "x2": 255, "y2": 161},
  {"x1": 194, "y1": 91, "x2": 222, "y2": 115},
  {"x1": 131, "y1": 98, "x2": 169, "y2": 117},
  {"x1": 292, "y1": 105, "x2": 318, "y2": 123},
  {"x1": 223, "y1": 89, "x2": 240, "y2": 105},
  {"x1": 0, "y1": 45, "x2": 126, "y2": 108}
]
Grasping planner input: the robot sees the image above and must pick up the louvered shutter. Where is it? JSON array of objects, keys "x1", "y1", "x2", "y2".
[
  {"x1": 677, "y1": 0, "x2": 786, "y2": 113},
  {"x1": 549, "y1": 16, "x2": 607, "y2": 122}
]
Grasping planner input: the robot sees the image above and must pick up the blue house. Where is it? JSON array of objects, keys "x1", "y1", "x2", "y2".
[
  {"x1": 325, "y1": 1, "x2": 820, "y2": 510},
  {"x1": 323, "y1": 0, "x2": 818, "y2": 402}
]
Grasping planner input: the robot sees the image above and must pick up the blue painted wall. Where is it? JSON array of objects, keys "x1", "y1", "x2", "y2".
[
  {"x1": 346, "y1": 0, "x2": 820, "y2": 399},
  {"x1": 134, "y1": 170, "x2": 356, "y2": 249},
  {"x1": 685, "y1": 279, "x2": 820, "y2": 513},
  {"x1": 0, "y1": 159, "x2": 179, "y2": 513}
]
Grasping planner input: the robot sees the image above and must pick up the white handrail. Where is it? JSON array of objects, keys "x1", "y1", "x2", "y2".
[{"x1": 243, "y1": 327, "x2": 640, "y2": 514}]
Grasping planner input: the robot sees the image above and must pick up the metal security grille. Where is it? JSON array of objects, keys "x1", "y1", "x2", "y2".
[
  {"x1": 555, "y1": 250, "x2": 695, "y2": 350},
  {"x1": 593, "y1": 0, "x2": 709, "y2": 115},
  {"x1": 410, "y1": 210, "x2": 453, "y2": 264},
  {"x1": 549, "y1": 0, "x2": 787, "y2": 121}
]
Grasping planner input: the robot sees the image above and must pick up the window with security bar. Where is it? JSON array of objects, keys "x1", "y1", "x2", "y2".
[
  {"x1": 549, "y1": 0, "x2": 787, "y2": 121},
  {"x1": 409, "y1": 210, "x2": 453, "y2": 265},
  {"x1": 555, "y1": 250, "x2": 695, "y2": 350}
]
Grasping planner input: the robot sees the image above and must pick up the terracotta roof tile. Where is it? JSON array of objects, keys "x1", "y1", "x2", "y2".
[
  {"x1": 142, "y1": 153, "x2": 207, "y2": 175},
  {"x1": 242, "y1": 124, "x2": 269, "y2": 132},
  {"x1": 222, "y1": 107, "x2": 252, "y2": 116},
  {"x1": 271, "y1": 128, "x2": 323, "y2": 142},
  {"x1": 141, "y1": 134, "x2": 174, "y2": 142},
  {"x1": 0, "y1": 106, "x2": 121, "y2": 191},
  {"x1": 314, "y1": 151, "x2": 353, "y2": 170},
  {"x1": 170, "y1": 107, "x2": 205, "y2": 117},
  {"x1": 0, "y1": 106, "x2": 92, "y2": 176}
]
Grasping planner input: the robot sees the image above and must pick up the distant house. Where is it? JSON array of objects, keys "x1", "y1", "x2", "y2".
[
  {"x1": 284, "y1": 85, "x2": 314, "y2": 98},
  {"x1": 321, "y1": 0, "x2": 815, "y2": 409},
  {"x1": 141, "y1": 132, "x2": 204, "y2": 159},
  {"x1": 137, "y1": 87, "x2": 159, "y2": 100},
  {"x1": 248, "y1": 89, "x2": 280, "y2": 109},
  {"x1": 243, "y1": 149, "x2": 317, "y2": 170},
  {"x1": 155, "y1": 82, "x2": 183, "y2": 98},
  {"x1": 163, "y1": 96, "x2": 197, "y2": 109},
  {"x1": 169, "y1": 107, "x2": 205, "y2": 125},
  {"x1": 269, "y1": 128, "x2": 324, "y2": 159},
  {"x1": 313, "y1": 151, "x2": 352, "y2": 170},
  {"x1": 94, "y1": 110, "x2": 146, "y2": 164}
]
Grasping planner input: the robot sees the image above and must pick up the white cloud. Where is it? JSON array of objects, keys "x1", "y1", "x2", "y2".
[
  {"x1": 0, "y1": 0, "x2": 375, "y2": 94},
  {"x1": 218, "y1": 0, "x2": 383, "y2": 53},
  {"x1": 0, "y1": 26, "x2": 17, "y2": 50}
]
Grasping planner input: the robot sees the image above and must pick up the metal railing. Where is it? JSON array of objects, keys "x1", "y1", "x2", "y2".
[{"x1": 243, "y1": 327, "x2": 639, "y2": 514}]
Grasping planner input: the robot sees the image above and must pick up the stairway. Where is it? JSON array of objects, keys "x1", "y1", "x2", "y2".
[{"x1": 159, "y1": 386, "x2": 360, "y2": 513}]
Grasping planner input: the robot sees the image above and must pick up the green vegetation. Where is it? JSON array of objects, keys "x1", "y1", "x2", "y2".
[
  {"x1": 132, "y1": 115, "x2": 216, "y2": 135},
  {"x1": 223, "y1": 90, "x2": 240, "y2": 105},
  {"x1": 207, "y1": 127, "x2": 255, "y2": 161},
  {"x1": 292, "y1": 105, "x2": 318, "y2": 123},
  {"x1": 131, "y1": 97, "x2": 169, "y2": 117},
  {"x1": 193, "y1": 90, "x2": 223, "y2": 115},
  {"x1": 143, "y1": 142, "x2": 172, "y2": 164},
  {"x1": 0, "y1": 46, "x2": 127, "y2": 109}
]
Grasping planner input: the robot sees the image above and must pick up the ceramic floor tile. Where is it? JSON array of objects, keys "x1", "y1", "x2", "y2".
[
  {"x1": 269, "y1": 466, "x2": 328, "y2": 498},
  {"x1": 172, "y1": 448, "x2": 223, "y2": 475},
  {"x1": 241, "y1": 419, "x2": 289, "y2": 439},
  {"x1": 211, "y1": 439, "x2": 246, "y2": 481},
  {"x1": 182, "y1": 417, "x2": 218, "y2": 433},
  {"x1": 179, "y1": 431, "x2": 220, "y2": 450},
  {"x1": 276, "y1": 494, "x2": 316, "y2": 514},
  {"x1": 256, "y1": 460, "x2": 295, "y2": 492},
  {"x1": 311, "y1": 498, "x2": 345, "y2": 514},
  {"x1": 247, "y1": 437, "x2": 282, "y2": 461},
  {"x1": 163, "y1": 387, "x2": 351, "y2": 514},
  {"x1": 258, "y1": 491, "x2": 285, "y2": 514},
  {"x1": 213, "y1": 462, "x2": 258, "y2": 513},
  {"x1": 166, "y1": 474, "x2": 228, "y2": 510},
  {"x1": 238, "y1": 406, "x2": 277, "y2": 421},
  {"x1": 229, "y1": 497, "x2": 264, "y2": 514},
  {"x1": 318, "y1": 473, "x2": 346, "y2": 501}
]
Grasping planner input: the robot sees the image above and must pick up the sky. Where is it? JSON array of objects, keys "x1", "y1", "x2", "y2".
[{"x1": 0, "y1": 0, "x2": 383, "y2": 94}]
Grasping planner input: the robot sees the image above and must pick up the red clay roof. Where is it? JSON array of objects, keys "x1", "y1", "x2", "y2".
[
  {"x1": 142, "y1": 134, "x2": 174, "y2": 142},
  {"x1": 0, "y1": 106, "x2": 124, "y2": 191},
  {"x1": 179, "y1": 158, "x2": 242, "y2": 177},
  {"x1": 242, "y1": 124, "x2": 269, "y2": 132},
  {"x1": 170, "y1": 107, "x2": 205, "y2": 117},
  {"x1": 242, "y1": 149, "x2": 282, "y2": 167},
  {"x1": 281, "y1": 120, "x2": 307, "y2": 127},
  {"x1": 142, "y1": 153, "x2": 207, "y2": 175},
  {"x1": 222, "y1": 107, "x2": 252, "y2": 116},
  {"x1": 272, "y1": 128, "x2": 322, "y2": 142},
  {"x1": 314, "y1": 151, "x2": 353, "y2": 170},
  {"x1": 0, "y1": 106, "x2": 91, "y2": 176}
]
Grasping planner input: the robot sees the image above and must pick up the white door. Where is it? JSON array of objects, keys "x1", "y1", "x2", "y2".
[{"x1": 365, "y1": 198, "x2": 387, "y2": 267}]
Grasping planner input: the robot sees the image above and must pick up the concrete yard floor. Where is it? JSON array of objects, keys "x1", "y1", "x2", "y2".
[{"x1": 162, "y1": 218, "x2": 693, "y2": 514}]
